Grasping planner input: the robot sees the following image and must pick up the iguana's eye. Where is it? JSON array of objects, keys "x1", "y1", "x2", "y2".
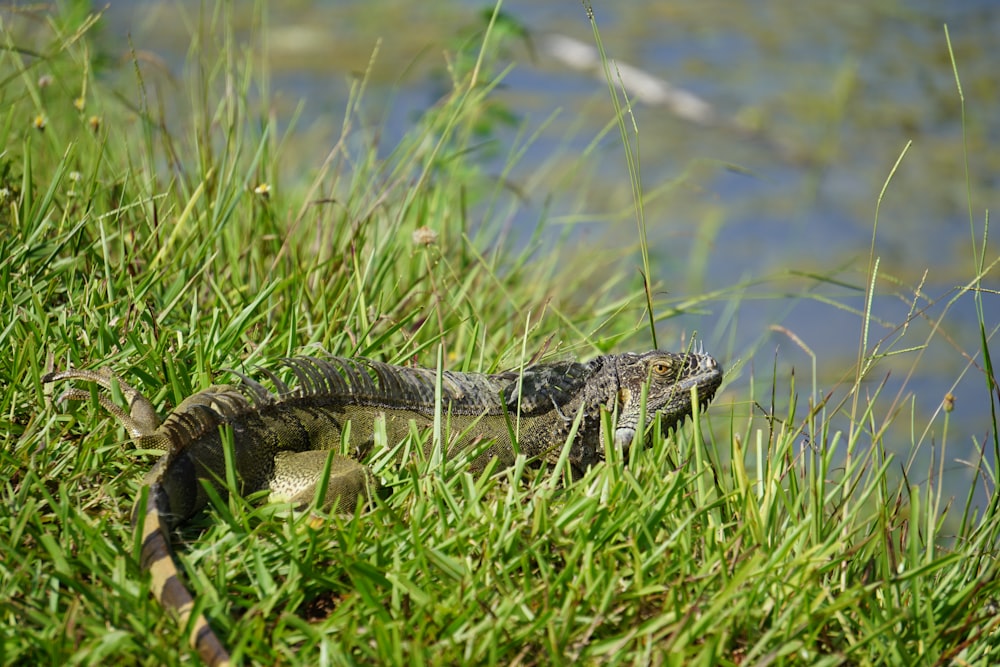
[{"x1": 651, "y1": 361, "x2": 672, "y2": 376}]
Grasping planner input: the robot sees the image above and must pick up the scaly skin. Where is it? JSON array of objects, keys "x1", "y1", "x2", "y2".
[{"x1": 45, "y1": 350, "x2": 722, "y2": 666}]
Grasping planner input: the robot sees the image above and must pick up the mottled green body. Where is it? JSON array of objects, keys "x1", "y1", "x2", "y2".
[{"x1": 45, "y1": 350, "x2": 722, "y2": 666}]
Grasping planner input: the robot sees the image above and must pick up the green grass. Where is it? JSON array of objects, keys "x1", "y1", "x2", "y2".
[{"x1": 2, "y1": 3, "x2": 1000, "y2": 666}]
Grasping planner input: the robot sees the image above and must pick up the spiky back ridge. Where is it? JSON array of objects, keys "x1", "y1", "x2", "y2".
[
  {"x1": 235, "y1": 356, "x2": 517, "y2": 413},
  {"x1": 149, "y1": 355, "x2": 603, "y2": 460},
  {"x1": 235, "y1": 356, "x2": 602, "y2": 416}
]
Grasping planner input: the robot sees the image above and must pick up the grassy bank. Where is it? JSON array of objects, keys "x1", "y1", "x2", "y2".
[{"x1": 2, "y1": 3, "x2": 999, "y2": 665}]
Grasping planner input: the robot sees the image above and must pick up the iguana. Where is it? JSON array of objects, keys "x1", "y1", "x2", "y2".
[{"x1": 44, "y1": 349, "x2": 722, "y2": 666}]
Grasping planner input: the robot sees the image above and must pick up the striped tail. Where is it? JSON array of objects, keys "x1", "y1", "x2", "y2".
[{"x1": 137, "y1": 485, "x2": 232, "y2": 667}]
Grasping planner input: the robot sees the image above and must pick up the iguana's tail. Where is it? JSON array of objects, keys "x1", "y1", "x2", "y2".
[{"x1": 137, "y1": 481, "x2": 232, "y2": 667}]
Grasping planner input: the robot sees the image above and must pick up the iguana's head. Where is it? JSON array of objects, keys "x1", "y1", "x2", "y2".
[{"x1": 612, "y1": 348, "x2": 723, "y2": 454}]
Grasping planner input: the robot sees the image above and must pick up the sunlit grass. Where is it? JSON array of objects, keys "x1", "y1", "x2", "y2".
[{"x1": 2, "y1": 2, "x2": 999, "y2": 665}]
